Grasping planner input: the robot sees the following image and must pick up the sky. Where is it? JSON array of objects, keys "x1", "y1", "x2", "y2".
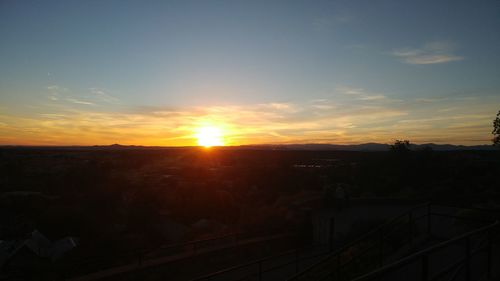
[{"x1": 1, "y1": 0, "x2": 499, "y2": 146}]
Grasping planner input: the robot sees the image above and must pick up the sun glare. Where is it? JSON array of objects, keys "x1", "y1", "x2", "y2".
[{"x1": 196, "y1": 126, "x2": 224, "y2": 147}]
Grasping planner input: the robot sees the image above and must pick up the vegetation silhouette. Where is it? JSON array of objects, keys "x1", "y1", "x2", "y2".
[
  {"x1": 493, "y1": 110, "x2": 500, "y2": 146},
  {"x1": 389, "y1": 139, "x2": 411, "y2": 152}
]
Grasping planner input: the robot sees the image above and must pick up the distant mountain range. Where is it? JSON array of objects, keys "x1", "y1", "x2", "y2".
[
  {"x1": 1, "y1": 143, "x2": 497, "y2": 151},
  {"x1": 238, "y1": 143, "x2": 497, "y2": 151}
]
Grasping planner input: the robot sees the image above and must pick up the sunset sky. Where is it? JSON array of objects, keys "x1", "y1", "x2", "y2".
[{"x1": 1, "y1": 0, "x2": 499, "y2": 146}]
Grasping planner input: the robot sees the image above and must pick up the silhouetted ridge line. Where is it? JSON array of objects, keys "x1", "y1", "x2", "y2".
[
  {"x1": 239, "y1": 143, "x2": 496, "y2": 151},
  {"x1": 0, "y1": 143, "x2": 495, "y2": 151}
]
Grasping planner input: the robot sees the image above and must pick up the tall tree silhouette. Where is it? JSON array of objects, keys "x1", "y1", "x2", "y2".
[{"x1": 493, "y1": 110, "x2": 500, "y2": 146}]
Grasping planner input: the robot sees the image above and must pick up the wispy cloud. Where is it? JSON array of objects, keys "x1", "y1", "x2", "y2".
[
  {"x1": 1, "y1": 86, "x2": 499, "y2": 146},
  {"x1": 258, "y1": 102, "x2": 301, "y2": 114},
  {"x1": 336, "y1": 86, "x2": 389, "y2": 101},
  {"x1": 65, "y1": 98, "x2": 95, "y2": 106},
  {"x1": 392, "y1": 41, "x2": 464, "y2": 65},
  {"x1": 46, "y1": 85, "x2": 68, "y2": 101},
  {"x1": 46, "y1": 85, "x2": 120, "y2": 107},
  {"x1": 89, "y1": 88, "x2": 120, "y2": 104}
]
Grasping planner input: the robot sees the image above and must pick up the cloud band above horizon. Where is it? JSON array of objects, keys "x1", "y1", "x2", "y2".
[{"x1": 0, "y1": 85, "x2": 498, "y2": 146}]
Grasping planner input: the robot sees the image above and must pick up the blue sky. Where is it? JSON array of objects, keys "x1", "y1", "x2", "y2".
[{"x1": 1, "y1": 0, "x2": 499, "y2": 145}]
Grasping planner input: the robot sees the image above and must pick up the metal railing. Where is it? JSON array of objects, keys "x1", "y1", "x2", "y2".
[
  {"x1": 352, "y1": 220, "x2": 498, "y2": 281},
  {"x1": 61, "y1": 229, "x2": 295, "y2": 278},
  {"x1": 288, "y1": 203, "x2": 499, "y2": 281},
  {"x1": 289, "y1": 203, "x2": 432, "y2": 281},
  {"x1": 63, "y1": 203, "x2": 499, "y2": 281},
  {"x1": 62, "y1": 232, "x2": 242, "y2": 272},
  {"x1": 191, "y1": 242, "x2": 331, "y2": 281},
  {"x1": 190, "y1": 203, "x2": 429, "y2": 281}
]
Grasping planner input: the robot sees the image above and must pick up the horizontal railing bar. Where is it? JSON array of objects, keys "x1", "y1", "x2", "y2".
[
  {"x1": 192, "y1": 203, "x2": 496, "y2": 281},
  {"x1": 259, "y1": 250, "x2": 334, "y2": 280},
  {"x1": 260, "y1": 250, "x2": 330, "y2": 274},
  {"x1": 429, "y1": 212, "x2": 496, "y2": 223},
  {"x1": 449, "y1": 247, "x2": 482, "y2": 281},
  {"x1": 432, "y1": 204, "x2": 500, "y2": 214},
  {"x1": 338, "y1": 241, "x2": 381, "y2": 268},
  {"x1": 232, "y1": 273, "x2": 256, "y2": 281},
  {"x1": 161, "y1": 229, "x2": 298, "y2": 250},
  {"x1": 447, "y1": 261, "x2": 465, "y2": 281},
  {"x1": 262, "y1": 261, "x2": 299, "y2": 273},
  {"x1": 430, "y1": 257, "x2": 465, "y2": 281},
  {"x1": 295, "y1": 251, "x2": 330, "y2": 262},
  {"x1": 70, "y1": 230, "x2": 297, "y2": 265},
  {"x1": 352, "y1": 221, "x2": 499, "y2": 281},
  {"x1": 288, "y1": 202, "x2": 431, "y2": 280},
  {"x1": 190, "y1": 243, "x2": 328, "y2": 280},
  {"x1": 66, "y1": 232, "x2": 254, "y2": 267},
  {"x1": 191, "y1": 254, "x2": 291, "y2": 280}
]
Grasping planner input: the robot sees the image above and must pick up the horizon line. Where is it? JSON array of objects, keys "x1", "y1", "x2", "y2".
[{"x1": 0, "y1": 142, "x2": 495, "y2": 148}]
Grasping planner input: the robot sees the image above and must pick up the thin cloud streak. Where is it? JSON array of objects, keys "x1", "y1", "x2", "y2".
[
  {"x1": 1, "y1": 86, "x2": 498, "y2": 146},
  {"x1": 392, "y1": 41, "x2": 464, "y2": 65}
]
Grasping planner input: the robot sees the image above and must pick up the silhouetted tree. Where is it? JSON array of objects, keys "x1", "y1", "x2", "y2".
[
  {"x1": 390, "y1": 139, "x2": 411, "y2": 152},
  {"x1": 493, "y1": 110, "x2": 500, "y2": 146}
]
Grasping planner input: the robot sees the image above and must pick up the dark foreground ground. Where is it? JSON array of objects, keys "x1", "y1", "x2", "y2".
[{"x1": 0, "y1": 146, "x2": 499, "y2": 280}]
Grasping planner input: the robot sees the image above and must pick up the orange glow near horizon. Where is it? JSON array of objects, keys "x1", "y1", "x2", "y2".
[
  {"x1": 196, "y1": 126, "x2": 224, "y2": 147},
  {"x1": 1, "y1": 97, "x2": 498, "y2": 147}
]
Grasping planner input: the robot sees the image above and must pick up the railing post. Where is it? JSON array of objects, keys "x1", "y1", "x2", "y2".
[
  {"x1": 409, "y1": 210, "x2": 414, "y2": 246},
  {"x1": 295, "y1": 249, "x2": 299, "y2": 273},
  {"x1": 258, "y1": 260, "x2": 263, "y2": 281},
  {"x1": 329, "y1": 217, "x2": 335, "y2": 252},
  {"x1": 337, "y1": 254, "x2": 341, "y2": 281},
  {"x1": 465, "y1": 236, "x2": 471, "y2": 281},
  {"x1": 379, "y1": 230, "x2": 384, "y2": 267},
  {"x1": 426, "y1": 204, "x2": 431, "y2": 237},
  {"x1": 422, "y1": 254, "x2": 429, "y2": 281},
  {"x1": 487, "y1": 229, "x2": 492, "y2": 279}
]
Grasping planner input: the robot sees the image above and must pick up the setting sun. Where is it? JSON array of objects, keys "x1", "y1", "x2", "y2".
[{"x1": 196, "y1": 126, "x2": 224, "y2": 147}]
